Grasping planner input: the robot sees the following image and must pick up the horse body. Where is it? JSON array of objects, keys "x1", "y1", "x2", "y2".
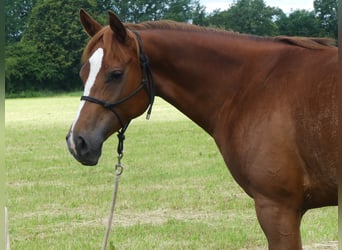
[
  {"x1": 137, "y1": 27, "x2": 337, "y2": 202},
  {"x1": 134, "y1": 30, "x2": 337, "y2": 248},
  {"x1": 66, "y1": 10, "x2": 337, "y2": 249}
]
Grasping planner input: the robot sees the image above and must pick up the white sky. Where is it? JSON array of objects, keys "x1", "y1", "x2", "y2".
[{"x1": 199, "y1": 0, "x2": 314, "y2": 14}]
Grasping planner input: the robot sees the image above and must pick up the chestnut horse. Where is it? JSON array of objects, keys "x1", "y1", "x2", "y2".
[{"x1": 66, "y1": 10, "x2": 337, "y2": 249}]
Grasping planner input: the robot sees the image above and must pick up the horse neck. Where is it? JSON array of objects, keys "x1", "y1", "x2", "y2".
[{"x1": 140, "y1": 30, "x2": 277, "y2": 134}]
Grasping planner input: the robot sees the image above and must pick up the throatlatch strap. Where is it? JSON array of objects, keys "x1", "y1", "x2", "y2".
[{"x1": 132, "y1": 30, "x2": 155, "y2": 119}]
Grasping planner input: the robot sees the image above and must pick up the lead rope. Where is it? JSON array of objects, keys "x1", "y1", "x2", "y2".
[
  {"x1": 101, "y1": 127, "x2": 127, "y2": 250},
  {"x1": 101, "y1": 153, "x2": 124, "y2": 250}
]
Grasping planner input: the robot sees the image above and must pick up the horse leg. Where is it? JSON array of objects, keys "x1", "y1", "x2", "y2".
[{"x1": 254, "y1": 197, "x2": 303, "y2": 250}]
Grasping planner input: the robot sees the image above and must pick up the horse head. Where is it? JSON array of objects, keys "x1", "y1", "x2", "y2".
[{"x1": 66, "y1": 10, "x2": 153, "y2": 166}]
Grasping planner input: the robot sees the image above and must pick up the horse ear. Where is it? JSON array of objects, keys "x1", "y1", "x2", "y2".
[
  {"x1": 108, "y1": 11, "x2": 127, "y2": 43},
  {"x1": 80, "y1": 9, "x2": 103, "y2": 37}
]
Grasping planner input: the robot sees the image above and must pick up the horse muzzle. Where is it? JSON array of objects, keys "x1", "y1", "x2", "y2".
[{"x1": 66, "y1": 131, "x2": 103, "y2": 166}]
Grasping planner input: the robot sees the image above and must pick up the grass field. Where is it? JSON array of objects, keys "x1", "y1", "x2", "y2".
[{"x1": 5, "y1": 96, "x2": 337, "y2": 249}]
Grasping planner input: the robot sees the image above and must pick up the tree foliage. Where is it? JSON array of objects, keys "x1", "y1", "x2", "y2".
[
  {"x1": 5, "y1": 42, "x2": 55, "y2": 93},
  {"x1": 277, "y1": 10, "x2": 321, "y2": 37},
  {"x1": 95, "y1": 0, "x2": 204, "y2": 23},
  {"x1": 5, "y1": 0, "x2": 338, "y2": 96},
  {"x1": 314, "y1": 0, "x2": 338, "y2": 38},
  {"x1": 206, "y1": 0, "x2": 283, "y2": 36},
  {"x1": 6, "y1": 0, "x2": 95, "y2": 94},
  {"x1": 5, "y1": 0, "x2": 39, "y2": 44}
]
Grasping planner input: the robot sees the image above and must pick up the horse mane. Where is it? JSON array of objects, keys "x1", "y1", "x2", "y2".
[
  {"x1": 126, "y1": 20, "x2": 211, "y2": 33},
  {"x1": 82, "y1": 20, "x2": 335, "y2": 61},
  {"x1": 274, "y1": 36, "x2": 336, "y2": 49},
  {"x1": 126, "y1": 20, "x2": 335, "y2": 50}
]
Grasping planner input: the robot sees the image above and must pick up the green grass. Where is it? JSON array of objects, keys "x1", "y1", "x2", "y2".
[
  {"x1": 5, "y1": 96, "x2": 337, "y2": 249},
  {"x1": 5, "y1": 90, "x2": 83, "y2": 99}
]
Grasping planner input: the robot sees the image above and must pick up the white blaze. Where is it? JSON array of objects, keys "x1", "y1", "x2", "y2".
[{"x1": 69, "y1": 48, "x2": 104, "y2": 152}]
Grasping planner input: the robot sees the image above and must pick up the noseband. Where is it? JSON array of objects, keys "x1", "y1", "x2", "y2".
[{"x1": 80, "y1": 31, "x2": 155, "y2": 155}]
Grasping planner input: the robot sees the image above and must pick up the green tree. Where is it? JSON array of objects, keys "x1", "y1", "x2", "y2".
[
  {"x1": 96, "y1": 0, "x2": 205, "y2": 23},
  {"x1": 205, "y1": 9, "x2": 230, "y2": 29},
  {"x1": 277, "y1": 10, "x2": 321, "y2": 37},
  {"x1": 206, "y1": 0, "x2": 284, "y2": 36},
  {"x1": 314, "y1": 0, "x2": 337, "y2": 39},
  {"x1": 5, "y1": 0, "x2": 38, "y2": 44},
  {"x1": 5, "y1": 42, "x2": 58, "y2": 94},
  {"x1": 163, "y1": 0, "x2": 202, "y2": 22},
  {"x1": 20, "y1": 0, "x2": 96, "y2": 91},
  {"x1": 190, "y1": 1, "x2": 207, "y2": 25}
]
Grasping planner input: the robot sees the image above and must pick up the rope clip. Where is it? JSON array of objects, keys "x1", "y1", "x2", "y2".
[{"x1": 115, "y1": 153, "x2": 124, "y2": 176}]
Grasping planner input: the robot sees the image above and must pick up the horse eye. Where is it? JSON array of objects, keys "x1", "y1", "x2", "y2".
[{"x1": 106, "y1": 70, "x2": 124, "y2": 83}]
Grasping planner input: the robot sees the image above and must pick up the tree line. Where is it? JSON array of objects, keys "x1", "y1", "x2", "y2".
[{"x1": 5, "y1": 0, "x2": 338, "y2": 96}]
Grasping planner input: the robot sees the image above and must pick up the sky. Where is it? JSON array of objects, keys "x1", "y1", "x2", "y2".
[{"x1": 199, "y1": 0, "x2": 314, "y2": 14}]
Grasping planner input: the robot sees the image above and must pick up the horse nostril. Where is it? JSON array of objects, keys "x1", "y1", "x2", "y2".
[{"x1": 76, "y1": 136, "x2": 89, "y2": 156}]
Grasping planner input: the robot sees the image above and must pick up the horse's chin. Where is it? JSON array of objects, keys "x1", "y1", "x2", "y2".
[
  {"x1": 68, "y1": 146, "x2": 102, "y2": 166},
  {"x1": 66, "y1": 132, "x2": 103, "y2": 166},
  {"x1": 75, "y1": 153, "x2": 100, "y2": 166}
]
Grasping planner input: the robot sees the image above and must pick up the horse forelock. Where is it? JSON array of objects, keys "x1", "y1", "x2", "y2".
[
  {"x1": 82, "y1": 26, "x2": 138, "y2": 64},
  {"x1": 82, "y1": 27, "x2": 108, "y2": 63}
]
